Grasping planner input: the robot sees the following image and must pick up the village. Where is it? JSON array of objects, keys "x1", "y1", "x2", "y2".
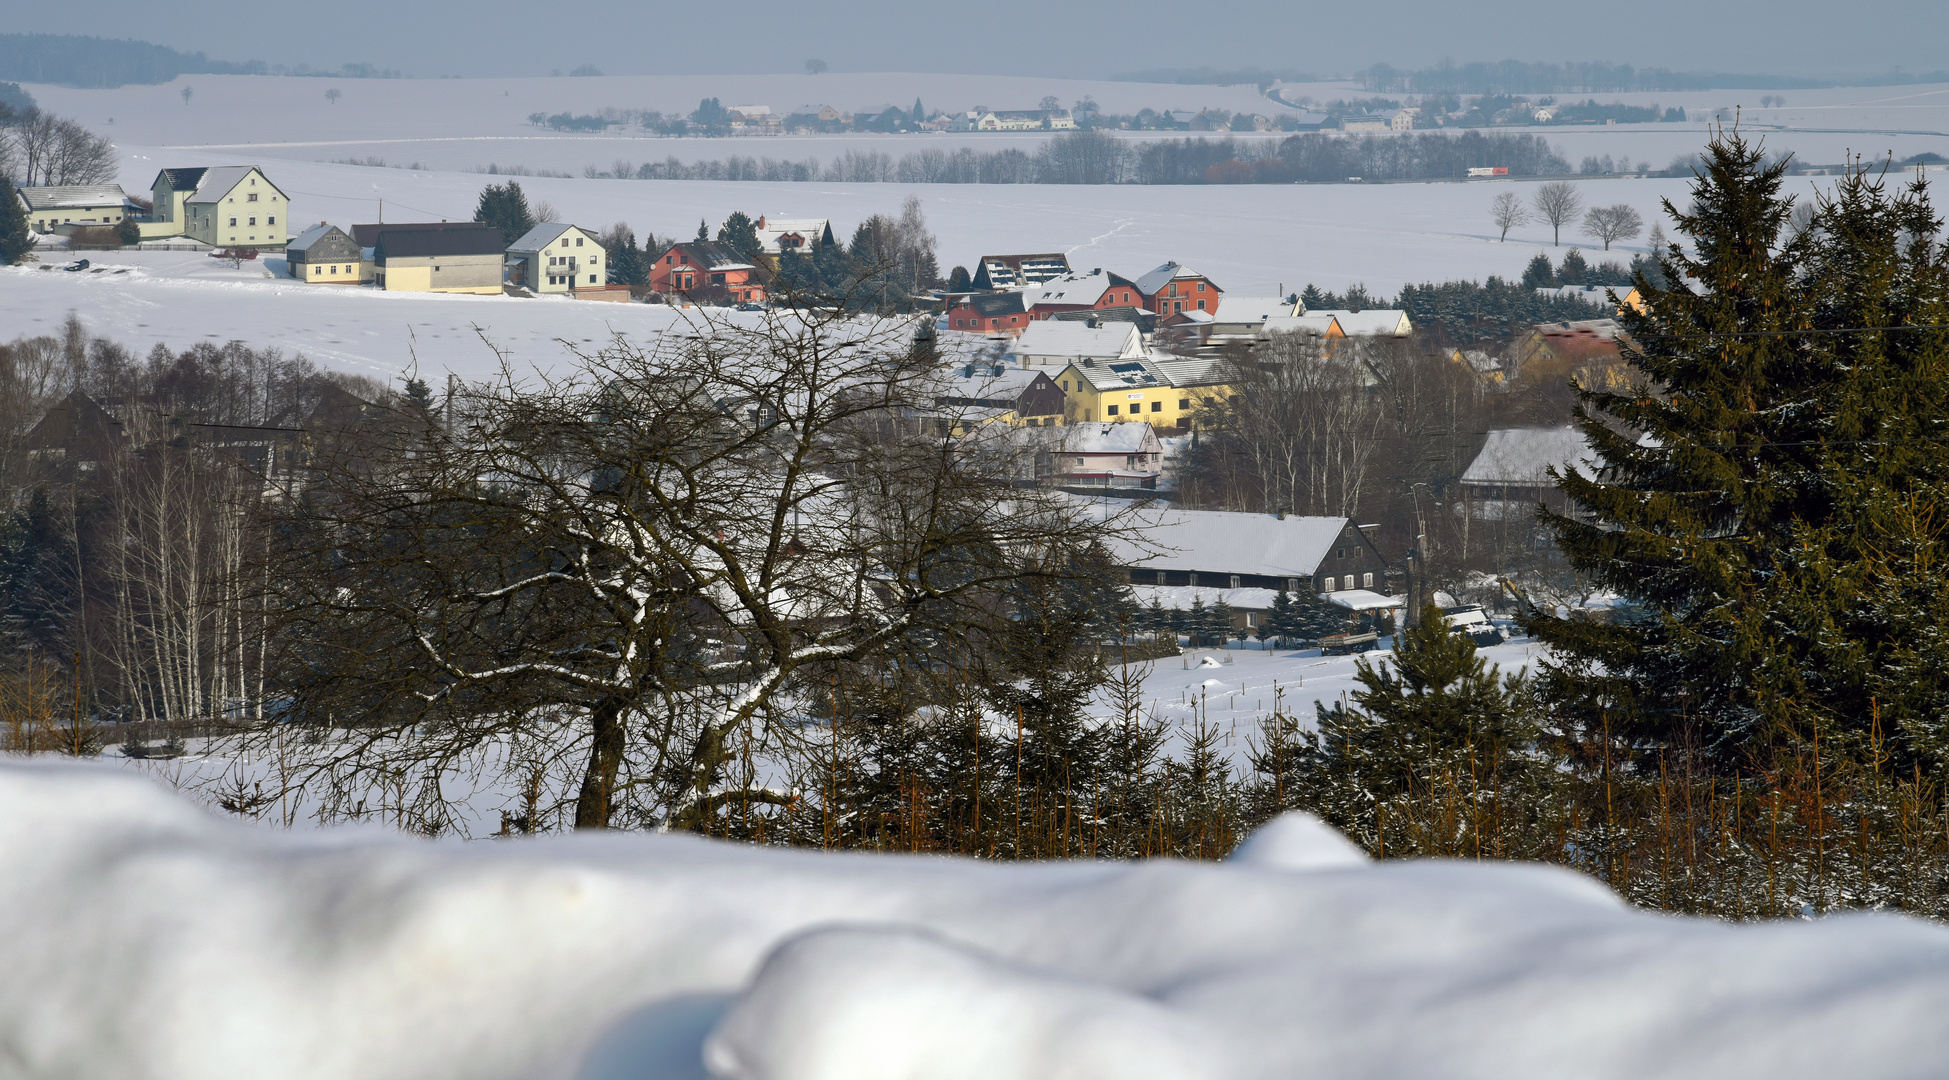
[{"x1": 10, "y1": 158, "x2": 1646, "y2": 650}]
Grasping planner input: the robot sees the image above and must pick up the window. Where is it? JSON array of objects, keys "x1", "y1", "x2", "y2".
[
  {"x1": 268, "y1": 215, "x2": 275, "y2": 225},
  {"x1": 1188, "y1": 573, "x2": 1199, "y2": 587},
  {"x1": 328, "y1": 265, "x2": 336, "y2": 275},
  {"x1": 590, "y1": 255, "x2": 598, "y2": 263},
  {"x1": 576, "y1": 237, "x2": 584, "y2": 246},
  {"x1": 1286, "y1": 578, "x2": 1299, "y2": 593},
  {"x1": 1150, "y1": 401, "x2": 1162, "y2": 412},
  {"x1": 1178, "y1": 399, "x2": 1188, "y2": 409},
  {"x1": 1363, "y1": 572, "x2": 1374, "y2": 588},
  {"x1": 435, "y1": 266, "x2": 441, "y2": 272},
  {"x1": 1197, "y1": 282, "x2": 1206, "y2": 292},
  {"x1": 248, "y1": 216, "x2": 256, "y2": 226},
  {"x1": 1106, "y1": 404, "x2": 1118, "y2": 415},
  {"x1": 1156, "y1": 570, "x2": 1168, "y2": 585},
  {"x1": 1061, "y1": 381, "x2": 1068, "y2": 391},
  {"x1": 1335, "y1": 548, "x2": 1345, "y2": 559},
  {"x1": 229, "y1": 217, "x2": 237, "y2": 226},
  {"x1": 588, "y1": 274, "x2": 595, "y2": 283},
  {"x1": 1074, "y1": 457, "x2": 1085, "y2": 465},
  {"x1": 1246, "y1": 613, "x2": 1256, "y2": 627},
  {"x1": 1229, "y1": 575, "x2": 1240, "y2": 588},
  {"x1": 1197, "y1": 300, "x2": 1206, "y2": 310},
  {"x1": 248, "y1": 193, "x2": 258, "y2": 202}
]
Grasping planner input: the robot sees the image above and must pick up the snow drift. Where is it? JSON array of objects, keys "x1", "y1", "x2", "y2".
[{"x1": 2, "y1": 761, "x2": 1947, "y2": 1080}]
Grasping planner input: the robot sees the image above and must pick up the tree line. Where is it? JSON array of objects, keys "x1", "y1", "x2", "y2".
[
  {"x1": 557, "y1": 129, "x2": 1571, "y2": 186},
  {"x1": 0, "y1": 34, "x2": 264, "y2": 88}
]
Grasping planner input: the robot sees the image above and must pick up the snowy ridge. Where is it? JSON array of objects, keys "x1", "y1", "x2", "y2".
[{"x1": 3, "y1": 762, "x2": 1947, "y2": 1079}]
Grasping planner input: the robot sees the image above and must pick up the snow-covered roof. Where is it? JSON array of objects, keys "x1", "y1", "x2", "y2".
[
  {"x1": 184, "y1": 166, "x2": 281, "y2": 204},
  {"x1": 1132, "y1": 584, "x2": 1282, "y2": 611},
  {"x1": 1056, "y1": 421, "x2": 1157, "y2": 454},
  {"x1": 1261, "y1": 313, "x2": 1341, "y2": 337},
  {"x1": 931, "y1": 365, "x2": 1043, "y2": 402},
  {"x1": 1009, "y1": 321, "x2": 1145, "y2": 363},
  {"x1": 1135, "y1": 261, "x2": 1219, "y2": 296},
  {"x1": 506, "y1": 222, "x2": 592, "y2": 255},
  {"x1": 1213, "y1": 296, "x2": 1299, "y2": 325},
  {"x1": 1151, "y1": 355, "x2": 1231, "y2": 388},
  {"x1": 1461, "y1": 426, "x2": 1597, "y2": 486},
  {"x1": 285, "y1": 223, "x2": 347, "y2": 253},
  {"x1": 1324, "y1": 588, "x2": 1402, "y2": 611},
  {"x1": 753, "y1": 217, "x2": 831, "y2": 254},
  {"x1": 1028, "y1": 268, "x2": 1136, "y2": 308},
  {"x1": 1094, "y1": 503, "x2": 1352, "y2": 578},
  {"x1": 1313, "y1": 309, "x2": 1411, "y2": 336},
  {"x1": 1535, "y1": 284, "x2": 1627, "y2": 304},
  {"x1": 16, "y1": 185, "x2": 127, "y2": 211}
]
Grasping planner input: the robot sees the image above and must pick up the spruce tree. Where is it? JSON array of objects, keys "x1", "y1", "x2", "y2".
[
  {"x1": 717, "y1": 211, "x2": 762, "y2": 262},
  {"x1": 1529, "y1": 132, "x2": 1949, "y2": 767},
  {"x1": 472, "y1": 181, "x2": 535, "y2": 246},
  {"x1": 0, "y1": 176, "x2": 32, "y2": 265},
  {"x1": 1299, "y1": 284, "x2": 1328, "y2": 310},
  {"x1": 1556, "y1": 248, "x2": 1589, "y2": 285},
  {"x1": 695, "y1": 218, "x2": 709, "y2": 242},
  {"x1": 1520, "y1": 252, "x2": 1555, "y2": 288}
]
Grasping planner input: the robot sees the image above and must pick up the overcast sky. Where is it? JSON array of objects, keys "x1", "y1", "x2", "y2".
[{"x1": 16, "y1": 0, "x2": 1948, "y2": 81}]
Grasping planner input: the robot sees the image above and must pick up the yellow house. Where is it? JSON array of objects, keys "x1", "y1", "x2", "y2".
[
  {"x1": 371, "y1": 225, "x2": 505, "y2": 294},
  {"x1": 145, "y1": 166, "x2": 290, "y2": 248},
  {"x1": 1056, "y1": 355, "x2": 1233, "y2": 428},
  {"x1": 17, "y1": 185, "x2": 130, "y2": 233}
]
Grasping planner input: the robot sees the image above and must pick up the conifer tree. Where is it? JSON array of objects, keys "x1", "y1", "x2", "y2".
[
  {"x1": 1520, "y1": 252, "x2": 1555, "y2": 288},
  {"x1": 717, "y1": 211, "x2": 762, "y2": 262},
  {"x1": 1531, "y1": 132, "x2": 1949, "y2": 767},
  {"x1": 0, "y1": 176, "x2": 35, "y2": 264},
  {"x1": 472, "y1": 181, "x2": 535, "y2": 246},
  {"x1": 1556, "y1": 248, "x2": 1589, "y2": 285},
  {"x1": 1299, "y1": 284, "x2": 1328, "y2": 310}
]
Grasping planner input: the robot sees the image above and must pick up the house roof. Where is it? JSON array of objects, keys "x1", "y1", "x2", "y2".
[
  {"x1": 963, "y1": 292, "x2": 1029, "y2": 318},
  {"x1": 1094, "y1": 503, "x2": 1355, "y2": 578},
  {"x1": 1262, "y1": 313, "x2": 1342, "y2": 337},
  {"x1": 351, "y1": 221, "x2": 490, "y2": 247},
  {"x1": 1460, "y1": 426, "x2": 1598, "y2": 487},
  {"x1": 286, "y1": 223, "x2": 353, "y2": 253},
  {"x1": 1212, "y1": 296, "x2": 1300, "y2": 325},
  {"x1": 374, "y1": 226, "x2": 505, "y2": 259},
  {"x1": 974, "y1": 253, "x2": 1071, "y2": 289},
  {"x1": 1067, "y1": 357, "x2": 1170, "y2": 392},
  {"x1": 154, "y1": 167, "x2": 208, "y2": 192},
  {"x1": 17, "y1": 185, "x2": 128, "y2": 211},
  {"x1": 753, "y1": 217, "x2": 832, "y2": 253},
  {"x1": 1150, "y1": 356, "x2": 1231, "y2": 388},
  {"x1": 664, "y1": 240, "x2": 757, "y2": 271},
  {"x1": 1534, "y1": 317, "x2": 1626, "y2": 340},
  {"x1": 1134, "y1": 260, "x2": 1221, "y2": 296},
  {"x1": 1028, "y1": 268, "x2": 1138, "y2": 308},
  {"x1": 1009, "y1": 320, "x2": 1144, "y2": 360},
  {"x1": 1313, "y1": 309, "x2": 1411, "y2": 336},
  {"x1": 1058, "y1": 421, "x2": 1158, "y2": 454},
  {"x1": 183, "y1": 166, "x2": 280, "y2": 204},
  {"x1": 1049, "y1": 306, "x2": 1156, "y2": 331},
  {"x1": 507, "y1": 222, "x2": 594, "y2": 255},
  {"x1": 930, "y1": 365, "x2": 1045, "y2": 403}
]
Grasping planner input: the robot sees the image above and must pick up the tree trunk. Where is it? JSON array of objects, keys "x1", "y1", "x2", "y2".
[{"x1": 574, "y1": 698, "x2": 627, "y2": 829}]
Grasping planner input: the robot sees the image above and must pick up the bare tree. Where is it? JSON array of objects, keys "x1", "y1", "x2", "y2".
[
  {"x1": 1490, "y1": 191, "x2": 1529, "y2": 242},
  {"x1": 248, "y1": 308, "x2": 1127, "y2": 834},
  {"x1": 1581, "y1": 204, "x2": 1643, "y2": 250},
  {"x1": 180, "y1": 85, "x2": 193, "y2": 106},
  {"x1": 325, "y1": 88, "x2": 342, "y2": 105},
  {"x1": 804, "y1": 59, "x2": 827, "y2": 75},
  {"x1": 1532, "y1": 181, "x2": 1584, "y2": 247}
]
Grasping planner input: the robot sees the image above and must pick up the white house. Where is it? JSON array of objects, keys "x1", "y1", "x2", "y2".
[
  {"x1": 506, "y1": 223, "x2": 608, "y2": 295},
  {"x1": 753, "y1": 216, "x2": 835, "y2": 257},
  {"x1": 145, "y1": 166, "x2": 291, "y2": 249}
]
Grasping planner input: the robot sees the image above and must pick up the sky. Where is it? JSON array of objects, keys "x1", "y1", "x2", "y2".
[{"x1": 14, "y1": 0, "x2": 1949, "y2": 82}]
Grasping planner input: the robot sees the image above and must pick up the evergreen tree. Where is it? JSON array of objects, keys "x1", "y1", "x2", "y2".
[
  {"x1": 1520, "y1": 252, "x2": 1556, "y2": 288},
  {"x1": 1211, "y1": 598, "x2": 1238, "y2": 643},
  {"x1": 1299, "y1": 283, "x2": 1328, "y2": 310},
  {"x1": 695, "y1": 218, "x2": 709, "y2": 242},
  {"x1": 1185, "y1": 595, "x2": 1208, "y2": 644},
  {"x1": 912, "y1": 97, "x2": 925, "y2": 124},
  {"x1": 1556, "y1": 247, "x2": 1589, "y2": 285},
  {"x1": 0, "y1": 176, "x2": 33, "y2": 265},
  {"x1": 114, "y1": 217, "x2": 140, "y2": 246},
  {"x1": 472, "y1": 181, "x2": 535, "y2": 246},
  {"x1": 1531, "y1": 132, "x2": 1949, "y2": 768},
  {"x1": 947, "y1": 265, "x2": 972, "y2": 292},
  {"x1": 717, "y1": 211, "x2": 762, "y2": 262},
  {"x1": 606, "y1": 231, "x2": 647, "y2": 286},
  {"x1": 1266, "y1": 589, "x2": 1296, "y2": 646}
]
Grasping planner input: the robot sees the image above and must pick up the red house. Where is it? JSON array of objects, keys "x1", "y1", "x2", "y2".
[
  {"x1": 944, "y1": 291, "x2": 1032, "y2": 334},
  {"x1": 650, "y1": 241, "x2": 767, "y2": 303},
  {"x1": 1134, "y1": 260, "x2": 1223, "y2": 315},
  {"x1": 1026, "y1": 268, "x2": 1143, "y2": 320}
]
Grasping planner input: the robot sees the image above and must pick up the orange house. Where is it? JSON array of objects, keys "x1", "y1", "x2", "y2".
[
  {"x1": 945, "y1": 291, "x2": 1032, "y2": 334},
  {"x1": 1026, "y1": 268, "x2": 1144, "y2": 320},
  {"x1": 1134, "y1": 260, "x2": 1223, "y2": 315},
  {"x1": 650, "y1": 241, "x2": 767, "y2": 303}
]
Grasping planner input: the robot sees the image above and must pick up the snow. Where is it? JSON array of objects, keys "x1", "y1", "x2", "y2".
[{"x1": 5, "y1": 758, "x2": 1949, "y2": 1079}]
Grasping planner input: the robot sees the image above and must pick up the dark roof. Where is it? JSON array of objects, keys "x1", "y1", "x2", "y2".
[
  {"x1": 965, "y1": 292, "x2": 1029, "y2": 318},
  {"x1": 352, "y1": 221, "x2": 498, "y2": 248},
  {"x1": 24, "y1": 390, "x2": 123, "y2": 458},
  {"x1": 1051, "y1": 305, "x2": 1156, "y2": 331},
  {"x1": 156, "y1": 167, "x2": 208, "y2": 193},
  {"x1": 669, "y1": 240, "x2": 754, "y2": 270},
  {"x1": 372, "y1": 226, "x2": 505, "y2": 259}
]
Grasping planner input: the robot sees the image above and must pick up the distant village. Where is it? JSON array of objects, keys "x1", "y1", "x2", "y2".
[{"x1": 12, "y1": 160, "x2": 1644, "y2": 642}]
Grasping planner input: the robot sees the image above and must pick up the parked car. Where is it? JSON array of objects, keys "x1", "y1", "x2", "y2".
[{"x1": 63, "y1": 259, "x2": 89, "y2": 272}]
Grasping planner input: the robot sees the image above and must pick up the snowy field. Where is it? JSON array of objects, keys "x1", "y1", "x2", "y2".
[
  {"x1": 5, "y1": 756, "x2": 1949, "y2": 1080},
  {"x1": 8, "y1": 165, "x2": 1736, "y2": 384},
  {"x1": 22, "y1": 72, "x2": 1949, "y2": 177}
]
